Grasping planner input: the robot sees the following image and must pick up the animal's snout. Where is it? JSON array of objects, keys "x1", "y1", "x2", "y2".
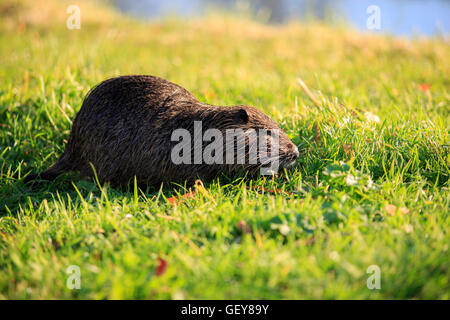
[
  {"x1": 292, "y1": 145, "x2": 299, "y2": 159},
  {"x1": 288, "y1": 143, "x2": 299, "y2": 159},
  {"x1": 285, "y1": 143, "x2": 299, "y2": 164}
]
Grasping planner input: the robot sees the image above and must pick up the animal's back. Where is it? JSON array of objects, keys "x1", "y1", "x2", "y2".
[
  {"x1": 65, "y1": 75, "x2": 198, "y2": 185},
  {"x1": 74, "y1": 75, "x2": 196, "y2": 123}
]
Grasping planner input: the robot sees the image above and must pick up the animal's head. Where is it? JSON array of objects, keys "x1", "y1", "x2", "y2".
[{"x1": 207, "y1": 105, "x2": 299, "y2": 174}]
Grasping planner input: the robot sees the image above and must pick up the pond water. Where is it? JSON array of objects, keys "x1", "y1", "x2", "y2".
[{"x1": 113, "y1": 0, "x2": 450, "y2": 37}]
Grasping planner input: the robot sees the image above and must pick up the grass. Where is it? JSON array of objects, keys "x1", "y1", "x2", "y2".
[{"x1": 0, "y1": 0, "x2": 449, "y2": 299}]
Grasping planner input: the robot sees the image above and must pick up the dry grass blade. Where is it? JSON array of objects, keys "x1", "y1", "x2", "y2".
[{"x1": 296, "y1": 77, "x2": 322, "y2": 110}]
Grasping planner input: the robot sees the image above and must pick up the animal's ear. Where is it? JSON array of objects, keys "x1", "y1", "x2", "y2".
[{"x1": 233, "y1": 108, "x2": 249, "y2": 124}]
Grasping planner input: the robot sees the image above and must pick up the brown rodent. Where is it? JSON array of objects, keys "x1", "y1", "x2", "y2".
[{"x1": 25, "y1": 75, "x2": 299, "y2": 187}]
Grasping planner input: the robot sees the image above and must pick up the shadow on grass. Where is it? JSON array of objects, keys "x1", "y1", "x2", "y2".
[
  {"x1": 0, "y1": 165, "x2": 303, "y2": 219},
  {"x1": 0, "y1": 174, "x2": 92, "y2": 216}
]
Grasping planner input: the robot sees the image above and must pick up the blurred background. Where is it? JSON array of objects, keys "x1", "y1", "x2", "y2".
[{"x1": 113, "y1": 0, "x2": 450, "y2": 37}]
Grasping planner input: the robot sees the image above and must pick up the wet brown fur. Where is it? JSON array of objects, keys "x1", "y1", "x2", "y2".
[{"x1": 26, "y1": 75, "x2": 299, "y2": 187}]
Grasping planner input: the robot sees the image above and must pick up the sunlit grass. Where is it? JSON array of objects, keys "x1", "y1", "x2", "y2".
[{"x1": 0, "y1": 0, "x2": 449, "y2": 299}]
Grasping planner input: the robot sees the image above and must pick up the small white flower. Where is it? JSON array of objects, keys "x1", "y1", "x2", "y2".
[
  {"x1": 346, "y1": 174, "x2": 359, "y2": 186},
  {"x1": 125, "y1": 214, "x2": 133, "y2": 219},
  {"x1": 337, "y1": 116, "x2": 351, "y2": 127},
  {"x1": 329, "y1": 251, "x2": 340, "y2": 261},
  {"x1": 364, "y1": 111, "x2": 380, "y2": 123},
  {"x1": 404, "y1": 224, "x2": 414, "y2": 233},
  {"x1": 367, "y1": 176, "x2": 374, "y2": 188},
  {"x1": 279, "y1": 224, "x2": 290, "y2": 235}
]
